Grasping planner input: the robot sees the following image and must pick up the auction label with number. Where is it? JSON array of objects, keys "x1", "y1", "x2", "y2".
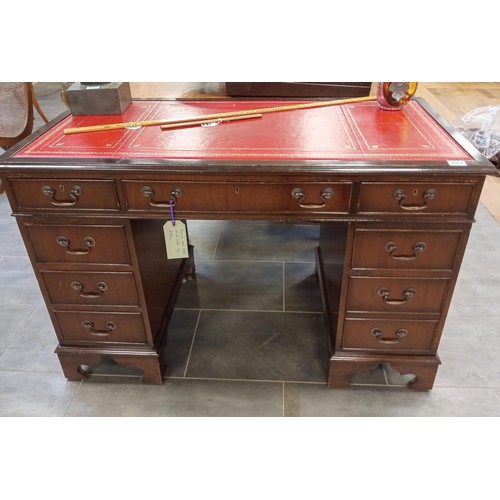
[{"x1": 163, "y1": 220, "x2": 189, "y2": 259}]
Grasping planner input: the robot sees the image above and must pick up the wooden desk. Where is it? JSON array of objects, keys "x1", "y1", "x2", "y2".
[{"x1": 0, "y1": 98, "x2": 495, "y2": 389}]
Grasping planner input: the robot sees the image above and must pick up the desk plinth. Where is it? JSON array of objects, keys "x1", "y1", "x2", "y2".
[{"x1": 0, "y1": 98, "x2": 495, "y2": 389}]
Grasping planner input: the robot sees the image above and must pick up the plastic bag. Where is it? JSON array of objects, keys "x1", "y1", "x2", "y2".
[{"x1": 458, "y1": 105, "x2": 500, "y2": 159}]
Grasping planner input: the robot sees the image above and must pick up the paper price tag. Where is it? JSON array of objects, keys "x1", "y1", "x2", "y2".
[{"x1": 163, "y1": 220, "x2": 189, "y2": 259}]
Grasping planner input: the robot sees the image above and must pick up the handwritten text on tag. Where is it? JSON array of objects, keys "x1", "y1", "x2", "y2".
[{"x1": 163, "y1": 220, "x2": 189, "y2": 259}]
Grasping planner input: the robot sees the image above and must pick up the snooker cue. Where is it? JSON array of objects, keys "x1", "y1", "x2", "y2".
[{"x1": 63, "y1": 95, "x2": 377, "y2": 135}]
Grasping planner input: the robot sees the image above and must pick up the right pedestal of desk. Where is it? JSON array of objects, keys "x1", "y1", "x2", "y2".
[{"x1": 317, "y1": 178, "x2": 482, "y2": 390}]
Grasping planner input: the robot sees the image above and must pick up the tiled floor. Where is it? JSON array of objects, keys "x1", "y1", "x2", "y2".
[{"x1": 1, "y1": 83, "x2": 500, "y2": 416}]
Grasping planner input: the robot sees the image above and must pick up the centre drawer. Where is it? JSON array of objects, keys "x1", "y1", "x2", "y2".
[
  {"x1": 346, "y1": 276, "x2": 449, "y2": 314},
  {"x1": 123, "y1": 180, "x2": 352, "y2": 214},
  {"x1": 54, "y1": 310, "x2": 147, "y2": 344},
  {"x1": 25, "y1": 223, "x2": 131, "y2": 264},
  {"x1": 41, "y1": 271, "x2": 139, "y2": 306},
  {"x1": 351, "y1": 227, "x2": 465, "y2": 271}
]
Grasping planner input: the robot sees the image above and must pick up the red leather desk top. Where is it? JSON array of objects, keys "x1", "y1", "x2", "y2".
[{"x1": 15, "y1": 99, "x2": 472, "y2": 162}]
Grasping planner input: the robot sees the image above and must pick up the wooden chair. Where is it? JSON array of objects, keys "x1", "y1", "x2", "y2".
[{"x1": 0, "y1": 82, "x2": 48, "y2": 194}]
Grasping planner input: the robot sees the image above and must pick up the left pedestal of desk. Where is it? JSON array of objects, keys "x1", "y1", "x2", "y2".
[{"x1": 3, "y1": 177, "x2": 189, "y2": 384}]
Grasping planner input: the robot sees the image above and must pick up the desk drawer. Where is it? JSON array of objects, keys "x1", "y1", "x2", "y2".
[
  {"x1": 346, "y1": 276, "x2": 449, "y2": 313},
  {"x1": 358, "y1": 182, "x2": 475, "y2": 215},
  {"x1": 55, "y1": 311, "x2": 147, "y2": 344},
  {"x1": 10, "y1": 179, "x2": 119, "y2": 211},
  {"x1": 123, "y1": 180, "x2": 352, "y2": 214},
  {"x1": 26, "y1": 224, "x2": 131, "y2": 264},
  {"x1": 342, "y1": 318, "x2": 438, "y2": 353},
  {"x1": 41, "y1": 271, "x2": 139, "y2": 306},
  {"x1": 351, "y1": 228, "x2": 464, "y2": 271}
]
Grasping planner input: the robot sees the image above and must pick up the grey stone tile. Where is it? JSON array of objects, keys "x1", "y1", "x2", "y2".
[
  {"x1": 451, "y1": 265, "x2": 500, "y2": 316},
  {"x1": 284, "y1": 383, "x2": 500, "y2": 417},
  {"x1": 66, "y1": 378, "x2": 283, "y2": 417},
  {"x1": 0, "y1": 192, "x2": 12, "y2": 219},
  {"x1": 185, "y1": 311, "x2": 329, "y2": 382},
  {"x1": 474, "y1": 201, "x2": 499, "y2": 228},
  {"x1": 0, "y1": 218, "x2": 29, "y2": 257},
  {"x1": 327, "y1": 361, "x2": 389, "y2": 386},
  {"x1": 0, "y1": 370, "x2": 79, "y2": 416},
  {"x1": 461, "y1": 225, "x2": 499, "y2": 269},
  {"x1": 495, "y1": 390, "x2": 500, "y2": 406},
  {"x1": 383, "y1": 363, "x2": 419, "y2": 386},
  {"x1": 435, "y1": 316, "x2": 500, "y2": 388},
  {"x1": 351, "y1": 364, "x2": 388, "y2": 385},
  {"x1": 282, "y1": 224, "x2": 320, "y2": 262},
  {"x1": 284, "y1": 262, "x2": 323, "y2": 312},
  {"x1": 483, "y1": 224, "x2": 500, "y2": 249},
  {"x1": 0, "y1": 305, "x2": 62, "y2": 373},
  {"x1": 176, "y1": 260, "x2": 284, "y2": 311},
  {"x1": 0, "y1": 256, "x2": 44, "y2": 305},
  {"x1": 214, "y1": 221, "x2": 319, "y2": 262},
  {"x1": 187, "y1": 219, "x2": 221, "y2": 261},
  {"x1": 164, "y1": 309, "x2": 200, "y2": 377},
  {"x1": 214, "y1": 221, "x2": 286, "y2": 262},
  {"x1": 0, "y1": 305, "x2": 37, "y2": 355},
  {"x1": 447, "y1": 303, "x2": 459, "y2": 317}
]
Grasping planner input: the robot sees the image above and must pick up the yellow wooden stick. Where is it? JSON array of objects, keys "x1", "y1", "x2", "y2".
[
  {"x1": 63, "y1": 95, "x2": 377, "y2": 135},
  {"x1": 159, "y1": 113, "x2": 263, "y2": 129}
]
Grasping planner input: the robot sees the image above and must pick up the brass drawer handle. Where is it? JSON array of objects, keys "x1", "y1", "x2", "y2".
[
  {"x1": 384, "y1": 241, "x2": 426, "y2": 260},
  {"x1": 141, "y1": 186, "x2": 182, "y2": 207},
  {"x1": 71, "y1": 281, "x2": 108, "y2": 298},
  {"x1": 392, "y1": 188, "x2": 437, "y2": 211},
  {"x1": 56, "y1": 236, "x2": 95, "y2": 255},
  {"x1": 377, "y1": 287, "x2": 416, "y2": 305},
  {"x1": 291, "y1": 187, "x2": 334, "y2": 209},
  {"x1": 371, "y1": 327, "x2": 408, "y2": 344},
  {"x1": 81, "y1": 320, "x2": 117, "y2": 336},
  {"x1": 42, "y1": 184, "x2": 82, "y2": 206}
]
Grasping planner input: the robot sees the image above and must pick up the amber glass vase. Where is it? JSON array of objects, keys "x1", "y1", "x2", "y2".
[{"x1": 377, "y1": 82, "x2": 418, "y2": 110}]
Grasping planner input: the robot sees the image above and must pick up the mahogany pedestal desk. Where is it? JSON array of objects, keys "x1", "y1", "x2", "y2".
[{"x1": 0, "y1": 98, "x2": 495, "y2": 390}]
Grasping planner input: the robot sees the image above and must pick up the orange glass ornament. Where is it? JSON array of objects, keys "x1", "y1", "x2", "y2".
[{"x1": 377, "y1": 82, "x2": 418, "y2": 110}]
